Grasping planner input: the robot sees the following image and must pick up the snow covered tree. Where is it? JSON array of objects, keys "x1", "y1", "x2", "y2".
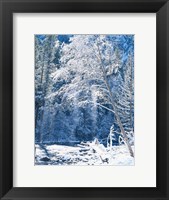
[
  {"x1": 95, "y1": 37, "x2": 134, "y2": 157},
  {"x1": 52, "y1": 35, "x2": 134, "y2": 157},
  {"x1": 35, "y1": 35, "x2": 60, "y2": 143},
  {"x1": 114, "y1": 52, "x2": 134, "y2": 145}
]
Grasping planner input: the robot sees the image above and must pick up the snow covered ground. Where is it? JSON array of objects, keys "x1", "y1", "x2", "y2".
[{"x1": 35, "y1": 142, "x2": 134, "y2": 166}]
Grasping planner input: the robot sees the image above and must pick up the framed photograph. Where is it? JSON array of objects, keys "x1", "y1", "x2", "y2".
[{"x1": 0, "y1": 0, "x2": 169, "y2": 199}]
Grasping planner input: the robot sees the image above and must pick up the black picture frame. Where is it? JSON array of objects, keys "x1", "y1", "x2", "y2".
[{"x1": 0, "y1": 0, "x2": 169, "y2": 199}]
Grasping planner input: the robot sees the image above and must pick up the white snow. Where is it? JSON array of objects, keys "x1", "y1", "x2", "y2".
[{"x1": 35, "y1": 143, "x2": 134, "y2": 166}]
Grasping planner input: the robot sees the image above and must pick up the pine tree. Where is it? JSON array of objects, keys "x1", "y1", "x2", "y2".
[
  {"x1": 114, "y1": 52, "x2": 134, "y2": 144},
  {"x1": 35, "y1": 35, "x2": 59, "y2": 143}
]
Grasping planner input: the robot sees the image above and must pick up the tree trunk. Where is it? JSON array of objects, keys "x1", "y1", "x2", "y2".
[
  {"x1": 110, "y1": 128, "x2": 113, "y2": 153},
  {"x1": 129, "y1": 55, "x2": 133, "y2": 131},
  {"x1": 39, "y1": 37, "x2": 52, "y2": 143}
]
